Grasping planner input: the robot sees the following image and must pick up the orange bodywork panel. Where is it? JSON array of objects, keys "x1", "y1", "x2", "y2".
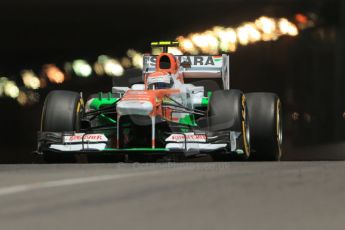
[{"x1": 120, "y1": 89, "x2": 180, "y2": 119}]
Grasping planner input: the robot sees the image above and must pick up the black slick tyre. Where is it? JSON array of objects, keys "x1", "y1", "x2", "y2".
[
  {"x1": 246, "y1": 93, "x2": 282, "y2": 161},
  {"x1": 40, "y1": 90, "x2": 83, "y2": 163},
  {"x1": 208, "y1": 90, "x2": 250, "y2": 161},
  {"x1": 41, "y1": 90, "x2": 83, "y2": 132}
]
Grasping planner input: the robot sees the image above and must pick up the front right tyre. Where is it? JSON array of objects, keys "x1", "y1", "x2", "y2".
[
  {"x1": 41, "y1": 90, "x2": 83, "y2": 132},
  {"x1": 40, "y1": 90, "x2": 83, "y2": 163},
  {"x1": 246, "y1": 93, "x2": 282, "y2": 161}
]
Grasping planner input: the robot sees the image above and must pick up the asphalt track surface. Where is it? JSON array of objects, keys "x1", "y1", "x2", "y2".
[{"x1": 1, "y1": 160, "x2": 345, "y2": 230}]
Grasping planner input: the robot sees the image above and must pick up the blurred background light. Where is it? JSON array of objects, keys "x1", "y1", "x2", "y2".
[
  {"x1": 294, "y1": 13, "x2": 316, "y2": 30},
  {"x1": 43, "y1": 64, "x2": 65, "y2": 84},
  {"x1": 4, "y1": 81, "x2": 20, "y2": 99},
  {"x1": 17, "y1": 90, "x2": 40, "y2": 106},
  {"x1": 21, "y1": 70, "x2": 41, "y2": 90},
  {"x1": 178, "y1": 38, "x2": 198, "y2": 54},
  {"x1": 94, "y1": 62, "x2": 105, "y2": 76},
  {"x1": 104, "y1": 58, "x2": 124, "y2": 77},
  {"x1": 255, "y1": 16, "x2": 277, "y2": 35},
  {"x1": 120, "y1": 57, "x2": 132, "y2": 68},
  {"x1": 278, "y1": 18, "x2": 299, "y2": 36},
  {"x1": 237, "y1": 25, "x2": 250, "y2": 45},
  {"x1": 127, "y1": 49, "x2": 143, "y2": 69},
  {"x1": 16, "y1": 91, "x2": 28, "y2": 106},
  {"x1": 16, "y1": 90, "x2": 40, "y2": 106},
  {"x1": 95, "y1": 55, "x2": 124, "y2": 77},
  {"x1": 244, "y1": 23, "x2": 262, "y2": 43},
  {"x1": 295, "y1": 13, "x2": 308, "y2": 25},
  {"x1": 94, "y1": 55, "x2": 108, "y2": 76},
  {"x1": 0, "y1": 77, "x2": 9, "y2": 97},
  {"x1": 177, "y1": 16, "x2": 301, "y2": 54},
  {"x1": 72, "y1": 59, "x2": 93, "y2": 77},
  {"x1": 213, "y1": 27, "x2": 237, "y2": 52}
]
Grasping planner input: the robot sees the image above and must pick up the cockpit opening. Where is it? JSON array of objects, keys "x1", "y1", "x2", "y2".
[{"x1": 159, "y1": 55, "x2": 171, "y2": 69}]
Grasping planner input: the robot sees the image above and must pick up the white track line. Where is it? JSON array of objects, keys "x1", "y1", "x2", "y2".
[{"x1": 0, "y1": 170, "x2": 165, "y2": 197}]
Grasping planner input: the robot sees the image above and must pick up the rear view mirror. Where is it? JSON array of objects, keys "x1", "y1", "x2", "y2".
[{"x1": 112, "y1": 86, "x2": 129, "y2": 97}]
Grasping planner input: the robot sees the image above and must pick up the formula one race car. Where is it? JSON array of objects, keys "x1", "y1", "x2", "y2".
[{"x1": 36, "y1": 41, "x2": 282, "y2": 162}]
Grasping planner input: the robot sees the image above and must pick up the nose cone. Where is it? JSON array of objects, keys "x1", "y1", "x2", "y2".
[
  {"x1": 116, "y1": 100, "x2": 153, "y2": 116},
  {"x1": 117, "y1": 90, "x2": 157, "y2": 116}
]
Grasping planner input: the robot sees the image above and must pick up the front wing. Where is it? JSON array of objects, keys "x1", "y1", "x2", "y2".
[{"x1": 36, "y1": 131, "x2": 245, "y2": 158}]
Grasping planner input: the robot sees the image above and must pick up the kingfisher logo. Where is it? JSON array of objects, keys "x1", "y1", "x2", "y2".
[
  {"x1": 166, "y1": 133, "x2": 207, "y2": 143},
  {"x1": 64, "y1": 134, "x2": 108, "y2": 143}
]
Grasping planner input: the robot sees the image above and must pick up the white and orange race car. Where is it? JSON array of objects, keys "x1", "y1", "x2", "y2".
[{"x1": 36, "y1": 41, "x2": 282, "y2": 162}]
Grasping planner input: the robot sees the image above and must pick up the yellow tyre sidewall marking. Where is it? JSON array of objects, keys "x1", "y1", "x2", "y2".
[
  {"x1": 276, "y1": 98, "x2": 282, "y2": 158},
  {"x1": 241, "y1": 95, "x2": 250, "y2": 157}
]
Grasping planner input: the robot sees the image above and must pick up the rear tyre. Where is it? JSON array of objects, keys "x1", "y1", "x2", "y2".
[
  {"x1": 246, "y1": 93, "x2": 282, "y2": 161},
  {"x1": 208, "y1": 90, "x2": 250, "y2": 161},
  {"x1": 41, "y1": 90, "x2": 84, "y2": 163}
]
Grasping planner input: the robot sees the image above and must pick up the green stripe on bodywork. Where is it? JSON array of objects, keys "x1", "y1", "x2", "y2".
[
  {"x1": 90, "y1": 94, "x2": 119, "y2": 124},
  {"x1": 90, "y1": 97, "x2": 119, "y2": 110},
  {"x1": 100, "y1": 114, "x2": 116, "y2": 123},
  {"x1": 201, "y1": 97, "x2": 209, "y2": 106},
  {"x1": 179, "y1": 114, "x2": 197, "y2": 126}
]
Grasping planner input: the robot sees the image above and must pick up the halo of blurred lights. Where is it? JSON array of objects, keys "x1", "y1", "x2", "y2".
[
  {"x1": 16, "y1": 91, "x2": 28, "y2": 105},
  {"x1": 278, "y1": 18, "x2": 299, "y2": 36},
  {"x1": 17, "y1": 90, "x2": 40, "y2": 106},
  {"x1": 95, "y1": 55, "x2": 124, "y2": 77},
  {"x1": 94, "y1": 62, "x2": 105, "y2": 76},
  {"x1": 177, "y1": 16, "x2": 300, "y2": 54},
  {"x1": 4, "y1": 81, "x2": 20, "y2": 98},
  {"x1": 127, "y1": 49, "x2": 143, "y2": 69},
  {"x1": 72, "y1": 59, "x2": 93, "y2": 77},
  {"x1": 244, "y1": 23, "x2": 262, "y2": 43},
  {"x1": 121, "y1": 57, "x2": 132, "y2": 68},
  {"x1": 1, "y1": 14, "x2": 309, "y2": 106},
  {"x1": 21, "y1": 70, "x2": 41, "y2": 89},
  {"x1": 104, "y1": 59, "x2": 124, "y2": 77},
  {"x1": 295, "y1": 13, "x2": 308, "y2": 25},
  {"x1": 213, "y1": 27, "x2": 237, "y2": 52},
  {"x1": 255, "y1": 16, "x2": 276, "y2": 35},
  {"x1": 188, "y1": 31, "x2": 218, "y2": 54},
  {"x1": 178, "y1": 37, "x2": 198, "y2": 54},
  {"x1": 43, "y1": 64, "x2": 65, "y2": 84},
  {"x1": 0, "y1": 77, "x2": 9, "y2": 97},
  {"x1": 237, "y1": 25, "x2": 250, "y2": 45}
]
